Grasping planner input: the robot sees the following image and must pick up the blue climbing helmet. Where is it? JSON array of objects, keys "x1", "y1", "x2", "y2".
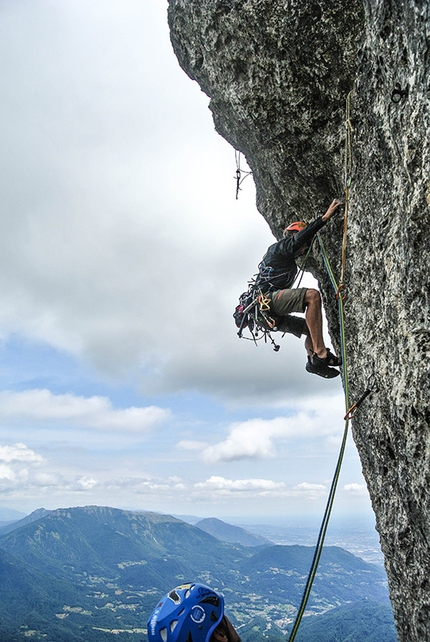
[{"x1": 147, "y1": 583, "x2": 224, "y2": 642}]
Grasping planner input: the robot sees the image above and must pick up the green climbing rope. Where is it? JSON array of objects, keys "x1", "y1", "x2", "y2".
[
  {"x1": 287, "y1": 236, "x2": 351, "y2": 642},
  {"x1": 287, "y1": 91, "x2": 357, "y2": 641}
]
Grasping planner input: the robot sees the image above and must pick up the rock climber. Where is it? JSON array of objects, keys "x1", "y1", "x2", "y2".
[
  {"x1": 147, "y1": 582, "x2": 241, "y2": 642},
  {"x1": 259, "y1": 198, "x2": 343, "y2": 378}
]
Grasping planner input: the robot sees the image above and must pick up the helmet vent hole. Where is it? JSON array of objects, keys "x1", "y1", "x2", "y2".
[
  {"x1": 170, "y1": 620, "x2": 178, "y2": 633},
  {"x1": 160, "y1": 627, "x2": 168, "y2": 642},
  {"x1": 168, "y1": 590, "x2": 181, "y2": 604}
]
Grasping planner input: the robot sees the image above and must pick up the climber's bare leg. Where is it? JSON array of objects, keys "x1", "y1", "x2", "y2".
[
  {"x1": 304, "y1": 326, "x2": 313, "y2": 357},
  {"x1": 304, "y1": 289, "x2": 327, "y2": 359}
]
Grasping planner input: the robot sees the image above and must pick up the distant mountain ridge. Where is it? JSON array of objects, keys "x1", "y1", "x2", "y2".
[
  {"x1": 0, "y1": 507, "x2": 51, "y2": 535},
  {"x1": 195, "y1": 517, "x2": 270, "y2": 547},
  {"x1": 0, "y1": 505, "x2": 395, "y2": 641},
  {"x1": 0, "y1": 505, "x2": 241, "y2": 587},
  {"x1": 0, "y1": 507, "x2": 27, "y2": 522}
]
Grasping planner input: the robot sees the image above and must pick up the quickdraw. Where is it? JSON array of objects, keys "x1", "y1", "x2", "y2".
[
  {"x1": 344, "y1": 374, "x2": 378, "y2": 420},
  {"x1": 234, "y1": 150, "x2": 252, "y2": 199}
]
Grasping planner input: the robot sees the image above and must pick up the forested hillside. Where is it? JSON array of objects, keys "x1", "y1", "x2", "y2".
[{"x1": 0, "y1": 506, "x2": 395, "y2": 641}]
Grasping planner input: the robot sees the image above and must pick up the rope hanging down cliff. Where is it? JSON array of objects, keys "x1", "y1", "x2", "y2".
[
  {"x1": 287, "y1": 92, "x2": 377, "y2": 642},
  {"x1": 286, "y1": 238, "x2": 351, "y2": 642}
]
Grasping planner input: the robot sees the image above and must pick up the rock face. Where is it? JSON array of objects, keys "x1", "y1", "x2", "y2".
[{"x1": 168, "y1": 1, "x2": 430, "y2": 640}]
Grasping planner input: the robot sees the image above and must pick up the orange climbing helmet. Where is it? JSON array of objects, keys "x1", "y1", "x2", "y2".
[{"x1": 284, "y1": 221, "x2": 306, "y2": 235}]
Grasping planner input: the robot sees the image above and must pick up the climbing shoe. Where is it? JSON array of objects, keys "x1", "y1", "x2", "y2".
[
  {"x1": 311, "y1": 349, "x2": 342, "y2": 368},
  {"x1": 306, "y1": 356, "x2": 340, "y2": 379}
]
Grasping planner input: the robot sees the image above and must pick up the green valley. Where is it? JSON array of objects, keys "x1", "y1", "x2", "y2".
[{"x1": 0, "y1": 506, "x2": 396, "y2": 641}]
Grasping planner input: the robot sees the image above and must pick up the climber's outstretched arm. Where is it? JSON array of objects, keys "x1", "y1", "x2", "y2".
[{"x1": 321, "y1": 198, "x2": 342, "y2": 222}]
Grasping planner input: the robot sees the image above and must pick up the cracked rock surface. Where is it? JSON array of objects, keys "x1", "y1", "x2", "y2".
[{"x1": 168, "y1": 1, "x2": 430, "y2": 640}]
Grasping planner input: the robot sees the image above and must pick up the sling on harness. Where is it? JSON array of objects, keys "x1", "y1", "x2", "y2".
[
  {"x1": 233, "y1": 240, "x2": 314, "y2": 351},
  {"x1": 233, "y1": 263, "x2": 285, "y2": 351}
]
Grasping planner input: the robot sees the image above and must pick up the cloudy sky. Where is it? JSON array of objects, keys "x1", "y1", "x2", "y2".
[{"x1": 0, "y1": 0, "x2": 373, "y2": 526}]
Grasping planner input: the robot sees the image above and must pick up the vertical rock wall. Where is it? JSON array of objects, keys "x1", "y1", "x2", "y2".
[
  {"x1": 167, "y1": 1, "x2": 430, "y2": 640},
  {"x1": 349, "y1": 3, "x2": 430, "y2": 640}
]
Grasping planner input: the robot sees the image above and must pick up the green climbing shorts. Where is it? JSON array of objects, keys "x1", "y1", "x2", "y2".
[
  {"x1": 269, "y1": 288, "x2": 308, "y2": 338},
  {"x1": 270, "y1": 287, "x2": 307, "y2": 315}
]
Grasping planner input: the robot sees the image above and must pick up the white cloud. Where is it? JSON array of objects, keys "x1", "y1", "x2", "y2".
[
  {"x1": 201, "y1": 419, "x2": 280, "y2": 463},
  {"x1": 0, "y1": 443, "x2": 44, "y2": 464},
  {"x1": 0, "y1": 2, "x2": 371, "y2": 522},
  {"x1": 191, "y1": 476, "x2": 331, "y2": 503},
  {"x1": 74, "y1": 476, "x2": 99, "y2": 490},
  {"x1": 0, "y1": 389, "x2": 170, "y2": 432},
  {"x1": 199, "y1": 394, "x2": 345, "y2": 463},
  {"x1": 292, "y1": 481, "x2": 327, "y2": 500},
  {"x1": 195, "y1": 476, "x2": 286, "y2": 493},
  {"x1": 0, "y1": 443, "x2": 47, "y2": 491},
  {"x1": 0, "y1": 440, "x2": 370, "y2": 520},
  {"x1": 0, "y1": 0, "x2": 344, "y2": 405},
  {"x1": 31, "y1": 471, "x2": 64, "y2": 488},
  {"x1": 0, "y1": 464, "x2": 15, "y2": 481},
  {"x1": 293, "y1": 482, "x2": 327, "y2": 491},
  {"x1": 344, "y1": 483, "x2": 367, "y2": 494}
]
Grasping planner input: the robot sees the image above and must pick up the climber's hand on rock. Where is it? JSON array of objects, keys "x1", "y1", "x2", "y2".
[{"x1": 322, "y1": 198, "x2": 342, "y2": 222}]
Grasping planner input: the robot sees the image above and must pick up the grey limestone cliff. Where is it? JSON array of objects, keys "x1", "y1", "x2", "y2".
[{"x1": 167, "y1": 1, "x2": 430, "y2": 641}]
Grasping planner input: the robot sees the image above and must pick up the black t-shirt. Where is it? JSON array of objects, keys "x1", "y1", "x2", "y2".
[{"x1": 259, "y1": 216, "x2": 326, "y2": 291}]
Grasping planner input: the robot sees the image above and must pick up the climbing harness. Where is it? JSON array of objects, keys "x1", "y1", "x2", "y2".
[
  {"x1": 233, "y1": 240, "x2": 314, "y2": 351},
  {"x1": 234, "y1": 275, "x2": 281, "y2": 352},
  {"x1": 287, "y1": 92, "x2": 378, "y2": 642},
  {"x1": 234, "y1": 150, "x2": 252, "y2": 199}
]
